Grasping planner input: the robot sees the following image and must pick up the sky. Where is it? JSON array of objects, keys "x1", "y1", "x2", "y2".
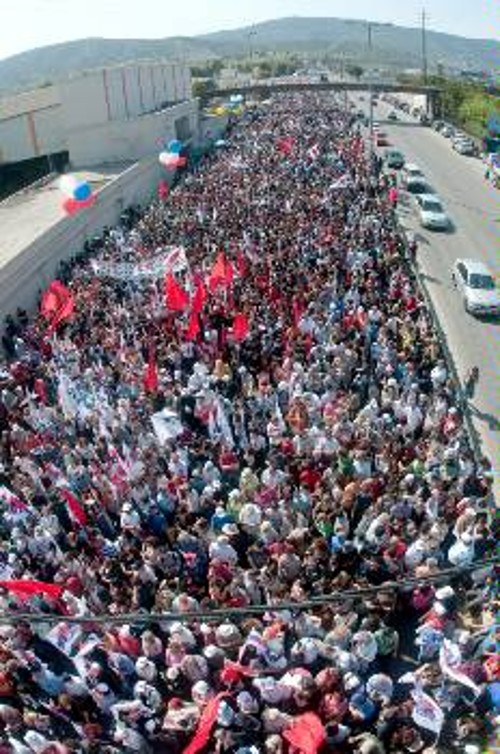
[{"x1": 0, "y1": 0, "x2": 498, "y2": 61}]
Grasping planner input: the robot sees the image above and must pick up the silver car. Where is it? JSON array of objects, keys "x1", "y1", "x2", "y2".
[{"x1": 452, "y1": 259, "x2": 500, "y2": 316}]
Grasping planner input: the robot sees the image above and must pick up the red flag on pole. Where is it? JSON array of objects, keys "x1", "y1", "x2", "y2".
[
  {"x1": 185, "y1": 311, "x2": 200, "y2": 341},
  {"x1": 0, "y1": 580, "x2": 64, "y2": 600},
  {"x1": 208, "y1": 252, "x2": 228, "y2": 292},
  {"x1": 191, "y1": 280, "x2": 207, "y2": 314},
  {"x1": 60, "y1": 489, "x2": 88, "y2": 526},
  {"x1": 232, "y1": 312, "x2": 249, "y2": 342},
  {"x1": 143, "y1": 346, "x2": 159, "y2": 393},
  {"x1": 41, "y1": 281, "x2": 75, "y2": 334},
  {"x1": 283, "y1": 713, "x2": 327, "y2": 754},
  {"x1": 158, "y1": 180, "x2": 169, "y2": 200},
  {"x1": 183, "y1": 693, "x2": 229, "y2": 754},
  {"x1": 236, "y1": 250, "x2": 247, "y2": 278},
  {"x1": 165, "y1": 273, "x2": 189, "y2": 311},
  {"x1": 225, "y1": 260, "x2": 234, "y2": 287}
]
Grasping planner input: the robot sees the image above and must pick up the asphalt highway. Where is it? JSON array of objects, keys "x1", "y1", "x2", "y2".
[{"x1": 356, "y1": 97, "x2": 499, "y2": 495}]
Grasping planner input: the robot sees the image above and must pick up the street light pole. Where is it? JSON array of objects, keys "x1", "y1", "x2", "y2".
[{"x1": 368, "y1": 23, "x2": 374, "y2": 160}]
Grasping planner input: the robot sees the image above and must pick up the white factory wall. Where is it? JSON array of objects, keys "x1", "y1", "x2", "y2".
[
  {"x1": 0, "y1": 62, "x2": 193, "y2": 165},
  {"x1": 0, "y1": 115, "x2": 33, "y2": 163},
  {"x1": 0, "y1": 156, "x2": 163, "y2": 321},
  {"x1": 68, "y1": 100, "x2": 199, "y2": 168}
]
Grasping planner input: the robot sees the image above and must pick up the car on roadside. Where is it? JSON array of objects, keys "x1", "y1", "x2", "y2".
[
  {"x1": 376, "y1": 132, "x2": 390, "y2": 146},
  {"x1": 452, "y1": 138, "x2": 477, "y2": 156},
  {"x1": 387, "y1": 110, "x2": 399, "y2": 121},
  {"x1": 405, "y1": 175, "x2": 432, "y2": 194},
  {"x1": 433, "y1": 120, "x2": 445, "y2": 131},
  {"x1": 416, "y1": 194, "x2": 450, "y2": 230},
  {"x1": 452, "y1": 259, "x2": 500, "y2": 316},
  {"x1": 401, "y1": 163, "x2": 425, "y2": 187},
  {"x1": 384, "y1": 149, "x2": 405, "y2": 168},
  {"x1": 440, "y1": 124, "x2": 455, "y2": 138}
]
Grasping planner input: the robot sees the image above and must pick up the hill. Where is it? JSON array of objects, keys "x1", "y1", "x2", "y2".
[{"x1": 0, "y1": 16, "x2": 498, "y2": 96}]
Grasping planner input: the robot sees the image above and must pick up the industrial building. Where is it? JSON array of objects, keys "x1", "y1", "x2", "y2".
[{"x1": 0, "y1": 60, "x2": 197, "y2": 168}]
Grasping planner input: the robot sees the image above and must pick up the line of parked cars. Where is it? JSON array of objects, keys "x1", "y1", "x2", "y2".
[
  {"x1": 432, "y1": 120, "x2": 478, "y2": 156},
  {"x1": 395, "y1": 160, "x2": 452, "y2": 231},
  {"x1": 388, "y1": 155, "x2": 499, "y2": 317}
]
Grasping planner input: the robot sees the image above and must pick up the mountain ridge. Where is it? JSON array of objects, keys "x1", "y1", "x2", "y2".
[{"x1": 0, "y1": 16, "x2": 498, "y2": 97}]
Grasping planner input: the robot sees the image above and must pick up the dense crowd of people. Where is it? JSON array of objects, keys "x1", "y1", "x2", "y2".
[{"x1": 0, "y1": 94, "x2": 497, "y2": 753}]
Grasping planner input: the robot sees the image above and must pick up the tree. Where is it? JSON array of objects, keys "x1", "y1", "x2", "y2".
[
  {"x1": 346, "y1": 65, "x2": 364, "y2": 80},
  {"x1": 192, "y1": 79, "x2": 215, "y2": 99}
]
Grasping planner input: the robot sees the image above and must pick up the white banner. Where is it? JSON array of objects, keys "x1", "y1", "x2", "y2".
[
  {"x1": 91, "y1": 246, "x2": 188, "y2": 280},
  {"x1": 411, "y1": 683, "x2": 444, "y2": 736}
]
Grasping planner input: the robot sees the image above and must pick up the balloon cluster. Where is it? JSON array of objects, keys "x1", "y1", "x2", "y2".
[
  {"x1": 159, "y1": 139, "x2": 187, "y2": 170},
  {"x1": 59, "y1": 175, "x2": 95, "y2": 215}
]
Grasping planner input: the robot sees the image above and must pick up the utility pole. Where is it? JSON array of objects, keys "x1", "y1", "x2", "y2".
[
  {"x1": 421, "y1": 9, "x2": 428, "y2": 85},
  {"x1": 368, "y1": 23, "x2": 374, "y2": 159}
]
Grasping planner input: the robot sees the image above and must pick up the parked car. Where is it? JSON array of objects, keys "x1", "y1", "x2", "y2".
[
  {"x1": 405, "y1": 176, "x2": 432, "y2": 194},
  {"x1": 416, "y1": 194, "x2": 450, "y2": 230},
  {"x1": 441, "y1": 125, "x2": 455, "y2": 138},
  {"x1": 452, "y1": 259, "x2": 500, "y2": 316},
  {"x1": 452, "y1": 138, "x2": 476, "y2": 156},
  {"x1": 432, "y1": 120, "x2": 445, "y2": 131},
  {"x1": 401, "y1": 163, "x2": 425, "y2": 186},
  {"x1": 376, "y1": 132, "x2": 390, "y2": 146},
  {"x1": 387, "y1": 110, "x2": 399, "y2": 121},
  {"x1": 384, "y1": 149, "x2": 405, "y2": 169}
]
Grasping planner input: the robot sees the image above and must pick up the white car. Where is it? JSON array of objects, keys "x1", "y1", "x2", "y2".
[
  {"x1": 401, "y1": 163, "x2": 425, "y2": 187},
  {"x1": 416, "y1": 194, "x2": 450, "y2": 230},
  {"x1": 452, "y1": 259, "x2": 500, "y2": 316}
]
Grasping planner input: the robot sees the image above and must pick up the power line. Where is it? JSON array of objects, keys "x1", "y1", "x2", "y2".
[{"x1": 0, "y1": 557, "x2": 496, "y2": 626}]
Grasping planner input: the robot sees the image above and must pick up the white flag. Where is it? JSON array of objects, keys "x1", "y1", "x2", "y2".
[
  {"x1": 411, "y1": 683, "x2": 444, "y2": 736},
  {"x1": 439, "y1": 640, "x2": 482, "y2": 697}
]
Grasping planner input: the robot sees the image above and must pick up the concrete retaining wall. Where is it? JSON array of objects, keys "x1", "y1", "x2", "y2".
[{"x1": 0, "y1": 156, "x2": 162, "y2": 322}]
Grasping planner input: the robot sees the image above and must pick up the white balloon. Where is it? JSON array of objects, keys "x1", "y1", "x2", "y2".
[{"x1": 59, "y1": 174, "x2": 80, "y2": 197}]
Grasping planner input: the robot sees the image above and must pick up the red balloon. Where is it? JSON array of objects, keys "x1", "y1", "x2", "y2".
[{"x1": 62, "y1": 194, "x2": 95, "y2": 215}]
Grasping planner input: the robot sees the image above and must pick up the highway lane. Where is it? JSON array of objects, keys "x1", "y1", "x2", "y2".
[{"x1": 355, "y1": 97, "x2": 499, "y2": 492}]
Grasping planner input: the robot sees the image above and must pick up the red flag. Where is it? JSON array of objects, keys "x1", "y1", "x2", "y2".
[
  {"x1": 191, "y1": 280, "x2": 207, "y2": 315},
  {"x1": 42, "y1": 281, "x2": 75, "y2": 335},
  {"x1": 60, "y1": 489, "x2": 88, "y2": 526},
  {"x1": 0, "y1": 580, "x2": 64, "y2": 600},
  {"x1": 236, "y1": 250, "x2": 247, "y2": 278},
  {"x1": 283, "y1": 713, "x2": 327, "y2": 754},
  {"x1": 232, "y1": 313, "x2": 249, "y2": 342},
  {"x1": 225, "y1": 260, "x2": 234, "y2": 287},
  {"x1": 143, "y1": 346, "x2": 159, "y2": 393},
  {"x1": 185, "y1": 311, "x2": 200, "y2": 341},
  {"x1": 165, "y1": 273, "x2": 189, "y2": 311},
  {"x1": 183, "y1": 693, "x2": 228, "y2": 754},
  {"x1": 292, "y1": 297, "x2": 305, "y2": 326},
  {"x1": 158, "y1": 180, "x2": 169, "y2": 200},
  {"x1": 34, "y1": 378, "x2": 47, "y2": 404},
  {"x1": 277, "y1": 136, "x2": 294, "y2": 155},
  {"x1": 41, "y1": 281, "x2": 72, "y2": 318},
  {"x1": 208, "y1": 252, "x2": 227, "y2": 292}
]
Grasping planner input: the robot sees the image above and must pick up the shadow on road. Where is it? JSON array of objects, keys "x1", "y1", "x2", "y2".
[
  {"x1": 468, "y1": 404, "x2": 500, "y2": 432},
  {"x1": 419, "y1": 271, "x2": 442, "y2": 286}
]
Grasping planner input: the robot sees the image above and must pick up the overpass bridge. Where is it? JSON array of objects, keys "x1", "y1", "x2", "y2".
[{"x1": 208, "y1": 80, "x2": 442, "y2": 117}]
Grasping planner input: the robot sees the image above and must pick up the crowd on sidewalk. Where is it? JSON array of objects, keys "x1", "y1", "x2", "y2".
[{"x1": 0, "y1": 94, "x2": 497, "y2": 754}]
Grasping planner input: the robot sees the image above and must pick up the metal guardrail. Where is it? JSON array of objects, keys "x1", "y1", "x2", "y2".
[{"x1": 395, "y1": 219, "x2": 484, "y2": 467}]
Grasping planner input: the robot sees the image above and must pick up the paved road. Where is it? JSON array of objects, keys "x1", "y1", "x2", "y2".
[{"x1": 354, "y1": 97, "x2": 500, "y2": 495}]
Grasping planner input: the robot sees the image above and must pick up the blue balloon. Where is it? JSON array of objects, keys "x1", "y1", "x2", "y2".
[
  {"x1": 168, "y1": 139, "x2": 182, "y2": 154},
  {"x1": 73, "y1": 182, "x2": 92, "y2": 201}
]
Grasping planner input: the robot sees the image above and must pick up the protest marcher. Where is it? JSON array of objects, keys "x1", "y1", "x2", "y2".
[{"x1": 0, "y1": 93, "x2": 496, "y2": 754}]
